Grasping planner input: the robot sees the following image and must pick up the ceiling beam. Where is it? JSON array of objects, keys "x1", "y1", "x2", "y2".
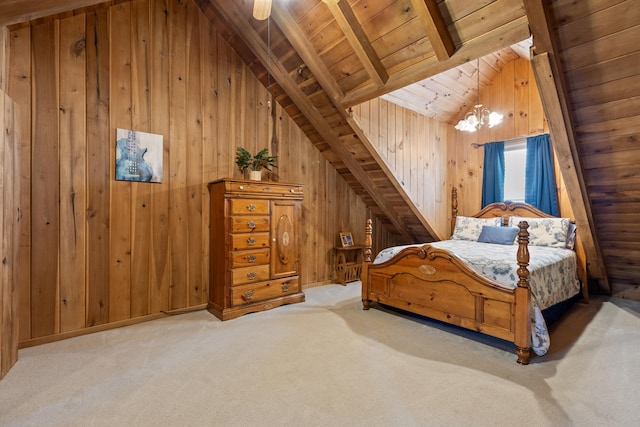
[
  {"x1": 199, "y1": 0, "x2": 420, "y2": 242},
  {"x1": 270, "y1": 4, "x2": 344, "y2": 105},
  {"x1": 342, "y1": 16, "x2": 530, "y2": 107},
  {"x1": 524, "y1": 0, "x2": 609, "y2": 292},
  {"x1": 410, "y1": 0, "x2": 455, "y2": 61},
  {"x1": 271, "y1": 3, "x2": 440, "y2": 242},
  {"x1": 325, "y1": 0, "x2": 388, "y2": 87}
]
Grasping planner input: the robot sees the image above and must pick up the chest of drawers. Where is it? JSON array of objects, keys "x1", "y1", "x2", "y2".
[{"x1": 207, "y1": 178, "x2": 304, "y2": 320}]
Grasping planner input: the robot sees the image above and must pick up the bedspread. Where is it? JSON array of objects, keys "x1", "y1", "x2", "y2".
[{"x1": 373, "y1": 240, "x2": 581, "y2": 356}]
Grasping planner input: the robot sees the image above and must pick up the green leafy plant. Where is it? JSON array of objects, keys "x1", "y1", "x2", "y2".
[{"x1": 235, "y1": 147, "x2": 278, "y2": 173}]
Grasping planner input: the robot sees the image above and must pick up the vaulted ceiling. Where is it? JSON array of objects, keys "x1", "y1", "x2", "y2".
[{"x1": 2, "y1": 0, "x2": 639, "y2": 293}]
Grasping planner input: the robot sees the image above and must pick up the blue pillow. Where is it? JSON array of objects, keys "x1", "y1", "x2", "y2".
[{"x1": 477, "y1": 226, "x2": 519, "y2": 245}]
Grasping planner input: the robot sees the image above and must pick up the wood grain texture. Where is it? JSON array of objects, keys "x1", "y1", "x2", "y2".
[
  {"x1": 351, "y1": 99, "x2": 451, "y2": 239},
  {"x1": 109, "y1": 2, "x2": 133, "y2": 322},
  {"x1": 86, "y1": 8, "x2": 110, "y2": 327},
  {"x1": 7, "y1": 26, "x2": 32, "y2": 340},
  {"x1": 130, "y1": 0, "x2": 152, "y2": 317},
  {"x1": 0, "y1": 90, "x2": 20, "y2": 379},
  {"x1": 58, "y1": 14, "x2": 87, "y2": 332},
  {"x1": 30, "y1": 20, "x2": 59, "y2": 338},
  {"x1": 7, "y1": 0, "x2": 397, "y2": 345}
]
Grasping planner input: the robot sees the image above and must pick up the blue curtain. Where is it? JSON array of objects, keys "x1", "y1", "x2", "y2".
[
  {"x1": 481, "y1": 141, "x2": 505, "y2": 207},
  {"x1": 525, "y1": 134, "x2": 559, "y2": 216}
]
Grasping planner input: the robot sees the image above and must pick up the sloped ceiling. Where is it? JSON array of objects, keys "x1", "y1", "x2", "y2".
[{"x1": 4, "y1": 0, "x2": 637, "y2": 292}]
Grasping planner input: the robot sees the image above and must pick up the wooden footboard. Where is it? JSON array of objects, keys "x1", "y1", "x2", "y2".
[{"x1": 361, "y1": 219, "x2": 532, "y2": 365}]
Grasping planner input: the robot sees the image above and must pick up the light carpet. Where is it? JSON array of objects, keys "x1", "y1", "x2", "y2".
[{"x1": 1, "y1": 282, "x2": 639, "y2": 427}]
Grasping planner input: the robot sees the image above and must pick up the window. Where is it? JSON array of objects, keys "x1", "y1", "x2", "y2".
[{"x1": 503, "y1": 141, "x2": 526, "y2": 202}]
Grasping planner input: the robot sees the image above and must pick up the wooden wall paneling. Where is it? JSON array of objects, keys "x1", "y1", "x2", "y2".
[
  {"x1": 58, "y1": 14, "x2": 87, "y2": 332},
  {"x1": 514, "y1": 57, "x2": 530, "y2": 138},
  {"x1": 168, "y1": 0, "x2": 188, "y2": 309},
  {"x1": 149, "y1": 0, "x2": 171, "y2": 314},
  {"x1": 498, "y1": 60, "x2": 515, "y2": 139},
  {"x1": 399, "y1": 109, "x2": 410, "y2": 195},
  {"x1": 4, "y1": 0, "x2": 404, "y2": 344},
  {"x1": 109, "y1": 2, "x2": 133, "y2": 321},
  {"x1": 186, "y1": 1, "x2": 204, "y2": 306},
  {"x1": 0, "y1": 27, "x2": 6, "y2": 91},
  {"x1": 216, "y1": 37, "x2": 232, "y2": 178},
  {"x1": 416, "y1": 111, "x2": 426, "y2": 214},
  {"x1": 130, "y1": 0, "x2": 152, "y2": 317},
  {"x1": 409, "y1": 111, "x2": 418, "y2": 208},
  {"x1": 86, "y1": 8, "x2": 110, "y2": 327},
  {"x1": 7, "y1": 25, "x2": 32, "y2": 339},
  {"x1": 528, "y1": 64, "x2": 546, "y2": 134},
  {"x1": 315, "y1": 142, "x2": 329, "y2": 283},
  {"x1": 0, "y1": 89, "x2": 20, "y2": 378},
  {"x1": 383, "y1": 100, "x2": 395, "y2": 171},
  {"x1": 369, "y1": 97, "x2": 380, "y2": 151},
  {"x1": 30, "y1": 20, "x2": 59, "y2": 337},
  {"x1": 393, "y1": 106, "x2": 403, "y2": 180},
  {"x1": 378, "y1": 97, "x2": 388, "y2": 164},
  {"x1": 200, "y1": 12, "x2": 217, "y2": 305},
  {"x1": 0, "y1": 91, "x2": 7, "y2": 374}
]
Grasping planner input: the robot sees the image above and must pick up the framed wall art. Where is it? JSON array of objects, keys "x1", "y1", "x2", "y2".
[{"x1": 115, "y1": 128, "x2": 163, "y2": 183}]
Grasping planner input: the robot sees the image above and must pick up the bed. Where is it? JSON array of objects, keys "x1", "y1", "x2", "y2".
[{"x1": 361, "y1": 188, "x2": 587, "y2": 364}]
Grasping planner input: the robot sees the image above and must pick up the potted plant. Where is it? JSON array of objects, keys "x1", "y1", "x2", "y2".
[{"x1": 235, "y1": 147, "x2": 278, "y2": 180}]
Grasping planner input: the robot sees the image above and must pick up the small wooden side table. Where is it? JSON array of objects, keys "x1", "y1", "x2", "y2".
[{"x1": 334, "y1": 245, "x2": 364, "y2": 286}]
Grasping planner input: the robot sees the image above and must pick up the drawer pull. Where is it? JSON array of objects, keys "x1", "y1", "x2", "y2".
[
  {"x1": 246, "y1": 203, "x2": 256, "y2": 212},
  {"x1": 242, "y1": 290, "x2": 254, "y2": 301},
  {"x1": 247, "y1": 255, "x2": 256, "y2": 263},
  {"x1": 247, "y1": 237, "x2": 256, "y2": 245},
  {"x1": 281, "y1": 282, "x2": 290, "y2": 292},
  {"x1": 239, "y1": 185, "x2": 244, "y2": 190},
  {"x1": 247, "y1": 271, "x2": 257, "y2": 280},
  {"x1": 247, "y1": 220, "x2": 257, "y2": 229}
]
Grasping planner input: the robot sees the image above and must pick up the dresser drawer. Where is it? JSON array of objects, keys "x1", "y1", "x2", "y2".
[
  {"x1": 229, "y1": 199, "x2": 269, "y2": 215},
  {"x1": 231, "y1": 264, "x2": 270, "y2": 286},
  {"x1": 230, "y1": 232, "x2": 270, "y2": 251},
  {"x1": 227, "y1": 181, "x2": 303, "y2": 198},
  {"x1": 231, "y1": 277, "x2": 299, "y2": 307},
  {"x1": 231, "y1": 248, "x2": 270, "y2": 268},
  {"x1": 230, "y1": 215, "x2": 269, "y2": 233}
]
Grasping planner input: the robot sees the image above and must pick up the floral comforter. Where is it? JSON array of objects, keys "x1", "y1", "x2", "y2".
[{"x1": 373, "y1": 240, "x2": 581, "y2": 356}]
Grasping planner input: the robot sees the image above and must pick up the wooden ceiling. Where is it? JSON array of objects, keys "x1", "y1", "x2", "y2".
[
  {"x1": 192, "y1": 0, "x2": 533, "y2": 245},
  {"x1": 2, "y1": 0, "x2": 638, "y2": 292}
]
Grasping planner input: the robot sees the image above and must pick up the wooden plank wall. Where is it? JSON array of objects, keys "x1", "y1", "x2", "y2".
[
  {"x1": 447, "y1": 57, "x2": 572, "y2": 219},
  {"x1": 352, "y1": 57, "x2": 573, "y2": 240},
  {"x1": 351, "y1": 100, "x2": 451, "y2": 239},
  {"x1": 6, "y1": 0, "x2": 393, "y2": 346},
  {"x1": 0, "y1": 88, "x2": 20, "y2": 379}
]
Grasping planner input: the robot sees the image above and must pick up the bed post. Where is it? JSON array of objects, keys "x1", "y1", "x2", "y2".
[
  {"x1": 362, "y1": 218, "x2": 373, "y2": 310},
  {"x1": 515, "y1": 221, "x2": 532, "y2": 365},
  {"x1": 451, "y1": 187, "x2": 458, "y2": 236},
  {"x1": 364, "y1": 218, "x2": 373, "y2": 263}
]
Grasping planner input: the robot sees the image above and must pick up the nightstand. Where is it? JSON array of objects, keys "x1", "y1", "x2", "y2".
[{"x1": 334, "y1": 245, "x2": 364, "y2": 286}]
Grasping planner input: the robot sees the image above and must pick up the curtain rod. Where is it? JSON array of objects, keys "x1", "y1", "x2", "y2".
[{"x1": 471, "y1": 133, "x2": 548, "y2": 148}]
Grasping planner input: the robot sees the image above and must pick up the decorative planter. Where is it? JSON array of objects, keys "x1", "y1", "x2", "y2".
[{"x1": 249, "y1": 170, "x2": 262, "y2": 181}]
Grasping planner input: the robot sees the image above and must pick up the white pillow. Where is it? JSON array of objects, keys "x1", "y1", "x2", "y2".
[
  {"x1": 451, "y1": 216, "x2": 503, "y2": 241},
  {"x1": 508, "y1": 216, "x2": 570, "y2": 248}
]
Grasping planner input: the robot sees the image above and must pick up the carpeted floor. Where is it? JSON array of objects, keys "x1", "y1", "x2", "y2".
[{"x1": 1, "y1": 281, "x2": 639, "y2": 426}]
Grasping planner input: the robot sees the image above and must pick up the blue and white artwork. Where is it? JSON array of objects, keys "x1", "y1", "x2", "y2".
[{"x1": 115, "y1": 128, "x2": 163, "y2": 183}]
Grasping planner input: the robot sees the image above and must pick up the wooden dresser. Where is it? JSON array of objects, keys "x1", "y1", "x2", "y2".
[{"x1": 207, "y1": 178, "x2": 305, "y2": 320}]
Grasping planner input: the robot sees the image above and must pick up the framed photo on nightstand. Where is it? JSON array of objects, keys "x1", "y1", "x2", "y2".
[{"x1": 340, "y1": 232, "x2": 354, "y2": 247}]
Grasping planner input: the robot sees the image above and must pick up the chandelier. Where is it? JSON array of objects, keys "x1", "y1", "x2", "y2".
[{"x1": 455, "y1": 58, "x2": 503, "y2": 132}]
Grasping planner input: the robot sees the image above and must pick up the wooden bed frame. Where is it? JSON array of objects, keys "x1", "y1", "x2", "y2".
[{"x1": 361, "y1": 188, "x2": 586, "y2": 364}]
